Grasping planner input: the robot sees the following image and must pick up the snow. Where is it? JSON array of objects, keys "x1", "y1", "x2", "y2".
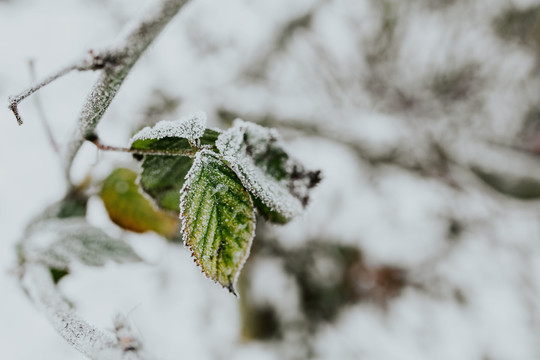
[{"x1": 3, "y1": 0, "x2": 540, "y2": 359}]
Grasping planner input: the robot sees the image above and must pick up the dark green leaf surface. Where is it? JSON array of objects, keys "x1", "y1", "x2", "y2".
[
  {"x1": 132, "y1": 129, "x2": 220, "y2": 212},
  {"x1": 130, "y1": 115, "x2": 220, "y2": 212},
  {"x1": 138, "y1": 155, "x2": 194, "y2": 212},
  {"x1": 180, "y1": 150, "x2": 256, "y2": 295}
]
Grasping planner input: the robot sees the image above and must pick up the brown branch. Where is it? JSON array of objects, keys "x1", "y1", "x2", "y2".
[
  {"x1": 89, "y1": 136, "x2": 198, "y2": 157},
  {"x1": 8, "y1": 52, "x2": 107, "y2": 126}
]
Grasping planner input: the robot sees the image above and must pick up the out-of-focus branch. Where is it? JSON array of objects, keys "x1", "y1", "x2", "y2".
[
  {"x1": 8, "y1": 53, "x2": 107, "y2": 126},
  {"x1": 28, "y1": 60, "x2": 60, "y2": 154},
  {"x1": 21, "y1": 263, "x2": 116, "y2": 359},
  {"x1": 21, "y1": 262, "x2": 152, "y2": 360},
  {"x1": 218, "y1": 109, "x2": 457, "y2": 181}
]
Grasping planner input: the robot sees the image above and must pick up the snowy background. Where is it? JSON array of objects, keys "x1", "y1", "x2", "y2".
[{"x1": 3, "y1": 0, "x2": 540, "y2": 359}]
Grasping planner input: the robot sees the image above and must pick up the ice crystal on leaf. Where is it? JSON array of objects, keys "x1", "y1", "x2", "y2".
[
  {"x1": 216, "y1": 119, "x2": 321, "y2": 223},
  {"x1": 130, "y1": 111, "x2": 207, "y2": 144},
  {"x1": 180, "y1": 150, "x2": 256, "y2": 295}
]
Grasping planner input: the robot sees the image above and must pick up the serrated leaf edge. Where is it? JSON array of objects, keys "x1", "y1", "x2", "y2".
[{"x1": 179, "y1": 150, "x2": 256, "y2": 296}]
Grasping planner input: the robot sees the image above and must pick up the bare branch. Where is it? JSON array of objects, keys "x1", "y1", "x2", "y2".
[{"x1": 8, "y1": 53, "x2": 107, "y2": 126}]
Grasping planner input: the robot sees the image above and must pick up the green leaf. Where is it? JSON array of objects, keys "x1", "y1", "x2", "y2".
[
  {"x1": 26, "y1": 217, "x2": 141, "y2": 270},
  {"x1": 130, "y1": 111, "x2": 220, "y2": 153},
  {"x1": 472, "y1": 165, "x2": 540, "y2": 199},
  {"x1": 180, "y1": 150, "x2": 256, "y2": 295},
  {"x1": 100, "y1": 168, "x2": 180, "y2": 239},
  {"x1": 130, "y1": 112, "x2": 221, "y2": 212},
  {"x1": 137, "y1": 156, "x2": 194, "y2": 212},
  {"x1": 216, "y1": 120, "x2": 321, "y2": 223}
]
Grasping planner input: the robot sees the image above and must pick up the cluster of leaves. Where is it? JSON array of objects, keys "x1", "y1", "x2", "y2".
[
  {"x1": 120, "y1": 112, "x2": 321, "y2": 294},
  {"x1": 20, "y1": 113, "x2": 319, "y2": 295}
]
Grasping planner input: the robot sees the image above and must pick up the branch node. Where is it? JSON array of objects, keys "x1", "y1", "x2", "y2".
[{"x1": 8, "y1": 98, "x2": 23, "y2": 126}]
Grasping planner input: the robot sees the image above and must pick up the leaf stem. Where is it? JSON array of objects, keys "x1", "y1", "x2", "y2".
[{"x1": 90, "y1": 136, "x2": 198, "y2": 157}]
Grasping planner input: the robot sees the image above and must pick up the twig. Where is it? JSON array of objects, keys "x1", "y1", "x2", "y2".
[
  {"x1": 65, "y1": 0, "x2": 191, "y2": 180},
  {"x1": 8, "y1": 53, "x2": 107, "y2": 126},
  {"x1": 28, "y1": 60, "x2": 60, "y2": 154},
  {"x1": 90, "y1": 135, "x2": 198, "y2": 157}
]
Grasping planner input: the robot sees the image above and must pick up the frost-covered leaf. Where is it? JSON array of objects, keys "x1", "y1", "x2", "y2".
[
  {"x1": 216, "y1": 119, "x2": 321, "y2": 222},
  {"x1": 100, "y1": 168, "x2": 180, "y2": 239},
  {"x1": 251, "y1": 196, "x2": 288, "y2": 225},
  {"x1": 180, "y1": 150, "x2": 256, "y2": 295},
  {"x1": 130, "y1": 112, "x2": 220, "y2": 212},
  {"x1": 130, "y1": 111, "x2": 220, "y2": 152},
  {"x1": 25, "y1": 217, "x2": 141, "y2": 270}
]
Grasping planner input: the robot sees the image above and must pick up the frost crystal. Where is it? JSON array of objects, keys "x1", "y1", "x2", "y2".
[{"x1": 130, "y1": 111, "x2": 207, "y2": 144}]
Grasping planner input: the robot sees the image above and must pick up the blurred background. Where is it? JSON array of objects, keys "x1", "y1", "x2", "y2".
[{"x1": 2, "y1": 0, "x2": 540, "y2": 359}]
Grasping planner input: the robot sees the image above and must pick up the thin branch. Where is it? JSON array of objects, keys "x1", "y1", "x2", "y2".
[
  {"x1": 21, "y1": 263, "x2": 153, "y2": 360},
  {"x1": 28, "y1": 60, "x2": 60, "y2": 154},
  {"x1": 65, "y1": 0, "x2": 191, "y2": 180},
  {"x1": 8, "y1": 53, "x2": 107, "y2": 126}
]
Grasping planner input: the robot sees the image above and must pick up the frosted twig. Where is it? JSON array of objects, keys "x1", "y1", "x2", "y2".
[
  {"x1": 18, "y1": 213, "x2": 153, "y2": 359},
  {"x1": 21, "y1": 263, "x2": 116, "y2": 359},
  {"x1": 21, "y1": 263, "x2": 153, "y2": 360},
  {"x1": 90, "y1": 135, "x2": 198, "y2": 157},
  {"x1": 8, "y1": 52, "x2": 108, "y2": 126},
  {"x1": 28, "y1": 60, "x2": 60, "y2": 154},
  {"x1": 65, "y1": 0, "x2": 191, "y2": 180}
]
